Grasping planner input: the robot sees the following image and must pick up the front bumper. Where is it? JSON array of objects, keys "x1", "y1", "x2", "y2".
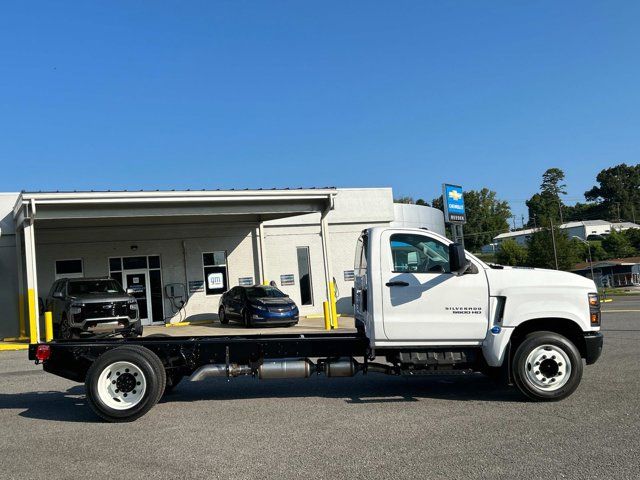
[
  {"x1": 70, "y1": 315, "x2": 137, "y2": 331},
  {"x1": 251, "y1": 310, "x2": 299, "y2": 326},
  {"x1": 584, "y1": 332, "x2": 604, "y2": 365}
]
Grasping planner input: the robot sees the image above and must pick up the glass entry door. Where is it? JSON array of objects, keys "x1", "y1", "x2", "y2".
[{"x1": 123, "y1": 270, "x2": 152, "y2": 325}]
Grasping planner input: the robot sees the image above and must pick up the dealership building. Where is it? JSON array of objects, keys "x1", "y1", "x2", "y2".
[{"x1": 0, "y1": 188, "x2": 445, "y2": 340}]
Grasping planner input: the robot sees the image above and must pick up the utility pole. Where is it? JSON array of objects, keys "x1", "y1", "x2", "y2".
[
  {"x1": 512, "y1": 216, "x2": 516, "y2": 230},
  {"x1": 558, "y1": 201, "x2": 564, "y2": 225},
  {"x1": 615, "y1": 202, "x2": 621, "y2": 222},
  {"x1": 550, "y1": 218, "x2": 559, "y2": 270},
  {"x1": 574, "y1": 236, "x2": 594, "y2": 281},
  {"x1": 521, "y1": 215, "x2": 525, "y2": 229},
  {"x1": 632, "y1": 204, "x2": 636, "y2": 224}
]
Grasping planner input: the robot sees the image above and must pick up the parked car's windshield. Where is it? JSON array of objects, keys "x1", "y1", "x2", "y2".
[
  {"x1": 68, "y1": 280, "x2": 124, "y2": 295},
  {"x1": 245, "y1": 286, "x2": 287, "y2": 299}
]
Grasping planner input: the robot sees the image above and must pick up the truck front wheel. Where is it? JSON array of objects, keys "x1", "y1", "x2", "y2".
[
  {"x1": 85, "y1": 346, "x2": 166, "y2": 422},
  {"x1": 512, "y1": 331, "x2": 583, "y2": 401}
]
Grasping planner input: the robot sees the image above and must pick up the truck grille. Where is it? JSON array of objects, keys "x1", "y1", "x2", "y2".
[{"x1": 82, "y1": 301, "x2": 129, "y2": 319}]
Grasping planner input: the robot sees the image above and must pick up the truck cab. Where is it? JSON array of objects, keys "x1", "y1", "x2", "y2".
[{"x1": 354, "y1": 227, "x2": 603, "y2": 400}]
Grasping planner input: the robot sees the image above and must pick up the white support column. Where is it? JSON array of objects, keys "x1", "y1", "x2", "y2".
[
  {"x1": 15, "y1": 227, "x2": 26, "y2": 338},
  {"x1": 23, "y1": 215, "x2": 40, "y2": 343},
  {"x1": 320, "y1": 210, "x2": 333, "y2": 308},
  {"x1": 257, "y1": 221, "x2": 267, "y2": 284}
]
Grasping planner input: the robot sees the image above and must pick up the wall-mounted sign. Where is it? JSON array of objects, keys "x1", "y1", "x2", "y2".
[
  {"x1": 280, "y1": 274, "x2": 295, "y2": 286},
  {"x1": 343, "y1": 270, "x2": 355, "y2": 281},
  {"x1": 204, "y1": 265, "x2": 227, "y2": 295},
  {"x1": 188, "y1": 280, "x2": 204, "y2": 294},
  {"x1": 238, "y1": 277, "x2": 254, "y2": 286},
  {"x1": 442, "y1": 184, "x2": 466, "y2": 224}
]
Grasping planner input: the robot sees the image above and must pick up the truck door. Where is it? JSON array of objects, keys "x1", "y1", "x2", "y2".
[{"x1": 380, "y1": 230, "x2": 489, "y2": 342}]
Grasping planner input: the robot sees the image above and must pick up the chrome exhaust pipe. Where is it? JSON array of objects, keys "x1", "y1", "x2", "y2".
[{"x1": 190, "y1": 363, "x2": 252, "y2": 381}]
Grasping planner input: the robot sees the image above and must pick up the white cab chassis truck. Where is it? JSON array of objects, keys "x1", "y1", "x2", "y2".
[{"x1": 29, "y1": 227, "x2": 603, "y2": 422}]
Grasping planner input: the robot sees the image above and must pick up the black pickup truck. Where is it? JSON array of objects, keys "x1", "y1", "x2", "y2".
[{"x1": 45, "y1": 277, "x2": 142, "y2": 339}]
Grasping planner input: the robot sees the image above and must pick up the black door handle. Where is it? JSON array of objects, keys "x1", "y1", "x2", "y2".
[{"x1": 386, "y1": 281, "x2": 409, "y2": 287}]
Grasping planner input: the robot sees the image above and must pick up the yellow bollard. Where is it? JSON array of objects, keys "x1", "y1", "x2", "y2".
[
  {"x1": 44, "y1": 312, "x2": 54, "y2": 342},
  {"x1": 323, "y1": 301, "x2": 331, "y2": 331},
  {"x1": 329, "y1": 281, "x2": 338, "y2": 329}
]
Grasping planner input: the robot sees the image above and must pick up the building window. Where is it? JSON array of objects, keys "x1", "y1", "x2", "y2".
[
  {"x1": 55, "y1": 259, "x2": 83, "y2": 279},
  {"x1": 296, "y1": 247, "x2": 313, "y2": 305},
  {"x1": 203, "y1": 251, "x2": 228, "y2": 295}
]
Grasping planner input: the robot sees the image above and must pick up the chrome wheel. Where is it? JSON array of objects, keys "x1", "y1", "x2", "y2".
[
  {"x1": 96, "y1": 361, "x2": 147, "y2": 410},
  {"x1": 524, "y1": 344, "x2": 572, "y2": 392}
]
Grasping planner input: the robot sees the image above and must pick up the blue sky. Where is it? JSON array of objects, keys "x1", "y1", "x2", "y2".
[{"x1": 1, "y1": 1, "x2": 638, "y2": 224}]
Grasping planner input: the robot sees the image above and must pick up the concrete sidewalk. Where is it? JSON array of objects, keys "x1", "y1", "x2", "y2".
[{"x1": 143, "y1": 315, "x2": 356, "y2": 337}]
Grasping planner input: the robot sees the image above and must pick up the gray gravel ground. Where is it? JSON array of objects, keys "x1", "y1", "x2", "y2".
[{"x1": 0, "y1": 298, "x2": 638, "y2": 480}]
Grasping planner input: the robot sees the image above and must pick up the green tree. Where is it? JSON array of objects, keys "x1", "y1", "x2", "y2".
[
  {"x1": 431, "y1": 189, "x2": 511, "y2": 252},
  {"x1": 526, "y1": 168, "x2": 567, "y2": 226},
  {"x1": 395, "y1": 196, "x2": 415, "y2": 204},
  {"x1": 496, "y1": 239, "x2": 528, "y2": 266},
  {"x1": 601, "y1": 230, "x2": 635, "y2": 258},
  {"x1": 623, "y1": 228, "x2": 640, "y2": 252},
  {"x1": 585, "y1": 163, "x2": 640, "y2": 222},
  {"x1": 527, "y1": 226, "x2": 579, "y2": 270}
]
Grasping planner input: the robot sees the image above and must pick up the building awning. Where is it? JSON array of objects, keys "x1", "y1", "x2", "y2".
[{"x1": 13, "y1": 188, "x2": 337, "y2": 227}]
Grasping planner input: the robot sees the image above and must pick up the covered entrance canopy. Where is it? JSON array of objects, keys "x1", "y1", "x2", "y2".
[{"x1": 13, "y1": 188, "x2": 337, "y2": 342}]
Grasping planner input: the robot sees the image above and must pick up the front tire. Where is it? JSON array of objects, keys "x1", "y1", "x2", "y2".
[
  {"x1": 85, "y1": 346, "x2": 166, "y2": 422},
  {"x1": 243, "y1": 309, "x2": 252, "y2": 328},
  {"x1": 512, "y1": 331, "x2": 583, "y2": 401},
  {"x1": 218, "y1": 306, "x2": 229, "y2": 325}
]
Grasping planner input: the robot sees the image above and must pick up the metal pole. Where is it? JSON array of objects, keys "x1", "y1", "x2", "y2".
[
  {"x1": 550, "y1": 218, "x2": 559, "y2": 270},
  {"x1": 588, "y1": 243, "x2": 594, "y2": 280}
]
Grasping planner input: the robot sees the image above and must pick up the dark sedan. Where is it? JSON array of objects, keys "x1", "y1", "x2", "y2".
[{"x1": 218, "y1": 285, "x2": 299, "y2": 327}]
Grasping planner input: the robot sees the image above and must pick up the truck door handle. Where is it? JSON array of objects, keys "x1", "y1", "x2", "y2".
[{"x1": 386, "y1": 281, "x2": 409, "y2": 287}]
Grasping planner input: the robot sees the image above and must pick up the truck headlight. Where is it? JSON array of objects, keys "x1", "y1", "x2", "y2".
[
  {"x1": 70, "y1": 302, "x2": 83, "y2": 315},
  {"x1": 588, "y1": 293, "x2": 601, "y2": 326},
  {"x1": 128, "y1": 298, "x2": 138, "y2": 310}
]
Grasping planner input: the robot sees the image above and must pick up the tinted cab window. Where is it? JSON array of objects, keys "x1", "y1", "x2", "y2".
[{"x1": 390, "y1": 233, "x2": 450, "y2": 274}]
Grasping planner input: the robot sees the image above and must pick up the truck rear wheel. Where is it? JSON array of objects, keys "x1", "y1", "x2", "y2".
[
  {"x1": 512, "y1": 331, "x2": 583, "y2": 401},
  {"x1": 85, "y1": 346, "x2": 166, "y2": 422}
]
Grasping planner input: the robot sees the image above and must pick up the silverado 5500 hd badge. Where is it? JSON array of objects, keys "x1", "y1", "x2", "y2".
[{"x1": 445, "y1": 306, "x2": 483, "y2": 315}]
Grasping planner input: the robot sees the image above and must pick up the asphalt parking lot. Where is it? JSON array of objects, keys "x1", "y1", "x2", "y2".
[{"x1": 0, "y1": 298, "x2": 638, "y2": 480}]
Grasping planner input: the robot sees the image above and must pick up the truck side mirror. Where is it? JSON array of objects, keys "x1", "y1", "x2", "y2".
[
  {"x1": 449, "y1": 243, "x2": 470, "y2": 275},
  {"x1": 52, "y1": 291, "x2": 64, "y2": 299}
]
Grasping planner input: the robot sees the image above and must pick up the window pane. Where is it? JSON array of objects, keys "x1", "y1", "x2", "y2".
[
  {"x1": 149, "y1": 270, "x2": 164, "y2": 322},
  {"x1": 202, "y1": 253, "x2": 214, "y2": 266},
  {"x1": 109, "y1": 258, "x2": 122, "y2": 272},
  {"x1": 123, "y1": 256, "x2": 147, "y2": 270},
  {"x1": 296, "y1": 247, "x2": 313, "y2": 305},
  {"x1": 213, "y1": 251, "x2": 226, "y2": 266},
  {"x1": 55, "y1": 259, "x2": 83, "y2": 275},
  {"x1": 148, "y1": 256, "x2": 161, "y2": 269},
  {"x1": 390, "y1": 234, "x2": 450, "y2": 273},
  {"x1": 111, "y1": 272, "x2": 123, "y2": 288}
]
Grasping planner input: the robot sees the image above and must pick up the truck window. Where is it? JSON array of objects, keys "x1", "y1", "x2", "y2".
[
  {"x1": 390, "y1": 234, "x2": 450, "y2": 274},
  {"x1": 354, "y1": 233, "x2": 368, "y2": 275}
]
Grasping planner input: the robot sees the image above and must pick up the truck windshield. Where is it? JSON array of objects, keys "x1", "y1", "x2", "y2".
[
  {"x1": 68, "y1": 280, "x2": 124, "y2": 295},
  {"x1": 245, "y1": 286, "x2": 287, "y2": 299}
]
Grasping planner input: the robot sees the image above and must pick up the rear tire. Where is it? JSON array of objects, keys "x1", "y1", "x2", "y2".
[
  {"x1": 85, "y1": 346, "x2": 166, "y2": 422},
  {"x1": 512, "y1": 331, "x2": 583, "y2": 401},
  {"x1": 218, "y1": 306, "x2": 229, "y2": 325}
]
